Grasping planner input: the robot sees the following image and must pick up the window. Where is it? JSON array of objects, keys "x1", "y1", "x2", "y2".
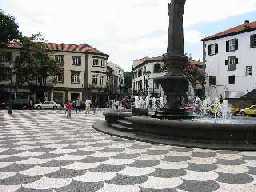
[
  {"x1": 250, "y1": 34, "x2": 256, "y2": 48},
  {"x1": 228, "y1": 76, "x2": 235, "y2": 84},
  {"x1": 93, "y1": 59, "x2": 99, "y2": 66},
  {"x1": 209, "y1": 76, "x2": 216, "y2": 85},
  {"x1": 72, "y1": 56, "x2": 81, "y2": 65},
  {"x1": 226, "y1": 39, "x2": 238, "y2": 52},
  {"x1": 246, "y1": 66, "x2": 252, "y2": 76},
  {"x1": 0, "y1": 52, "x2": 12, "y2": 62},
  {"x1": 0, "y1": 67, "x2": 11, "y2": 81},
  {"x1": 56, "y1": 69, "x2": 64, "y2": 83},
  {"x1": 138, "y1": 69, "x2": 142, "y2": 77},
  {"x1": 155, "y1": 82, "x2": 160, "y2": 89},
  {"x1": 208, "y1": 44, "x2": 218, "y2": 56},
  {"x1": 100, "y1": 76, "x2": 104, "y2": 85},
  {"x1": 55, "y1": 55, "x2": 64, "y2": 66},
  {"x1": 101, "y1": 60, "x2": 105, "y2": 67},
  {"x1": 92, "y1": 75, "x2": 98, "y2": 85},
  {"x1": 225, "y1": 56, "x2": 238, "y2": 71},
  {"x1": 154, "y1": 63, "x2": 161, "y2": 73},
  {"x1": 71, "y1": 71, "x2": 80, "y2": 84}
]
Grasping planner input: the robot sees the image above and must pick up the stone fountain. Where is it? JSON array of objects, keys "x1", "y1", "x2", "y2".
[
  {"x1": 94, "y1": 0, "x2": 256, "y2": 150},
  {"x1": 155, "y1": 0, "x2": 190, "y2": 119}
]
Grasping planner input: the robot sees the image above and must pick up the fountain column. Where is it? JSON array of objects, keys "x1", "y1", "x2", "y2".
[{"x1": 158, "y1": 0, "x2": 189, "y2": 114}]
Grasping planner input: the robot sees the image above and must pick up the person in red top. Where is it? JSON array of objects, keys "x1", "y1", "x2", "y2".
[{"x1": 65, "y1": 101, "x2": 73, "y2": 119}]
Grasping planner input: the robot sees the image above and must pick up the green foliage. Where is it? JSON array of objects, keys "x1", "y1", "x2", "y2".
[
  {"x1": 0, "y1": 10, "x2": 21, "y2": 44},
  {"x1": 183, "y1": 63, "x2": 206, "y2": 88},
  {"x1": 14, "y1": 33, "x2": 61, "y2": 88}
]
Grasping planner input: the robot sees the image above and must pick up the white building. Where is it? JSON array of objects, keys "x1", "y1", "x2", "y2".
[
  {"x1": 132, "y1": 56, "x2": 165, "y2": 97},
  {"x1": 202, "y1": 20, "x2": 256, "y2": 100}
]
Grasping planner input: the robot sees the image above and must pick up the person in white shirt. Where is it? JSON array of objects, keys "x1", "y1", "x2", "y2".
[{"x1": 85, "y1": 99, "x2": 92, "y2": 114}]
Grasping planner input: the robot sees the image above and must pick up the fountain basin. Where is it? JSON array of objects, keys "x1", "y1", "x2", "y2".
[{"x1": 94, "y1": 111, "x2": 256, "y2": 150}]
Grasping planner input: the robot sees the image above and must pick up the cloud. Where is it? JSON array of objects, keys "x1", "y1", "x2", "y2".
[{"x1": 2, "y1": 0, "x2": 256, "y2": 71}]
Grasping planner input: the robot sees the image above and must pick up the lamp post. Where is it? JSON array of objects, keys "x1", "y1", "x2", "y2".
[{"x1": 8, "y1": 70, "x2": 13, "y2": 115}]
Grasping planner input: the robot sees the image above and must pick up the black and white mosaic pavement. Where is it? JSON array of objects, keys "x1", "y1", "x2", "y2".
[{"x1": 1, "y1": 110, "x2": 256, "y2": 191}]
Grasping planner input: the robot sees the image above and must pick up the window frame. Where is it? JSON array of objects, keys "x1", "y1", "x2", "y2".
[
  {"x1": 72, "y1": 56, "x2": 81, "y2": 66},
  {"x1": 100, "y1": 60, "x2": 105, "y2": 68},
  {"x1": 227, "y1": 56, "x2": 238, "y2": 71},
  {"x1": 246, "y1": 66, "x2": 253, "y2": 76},
  {"x1": 92, "y1": 75, "x2": 98, "y2": 85},
  {"x1": 226, "y1": 39, "x2": 238, "y2": 52},
  {"x1": 209, "y1": 76, "x2": 216, "y2": 86},
  {"x1": 228, "y1": 75, "x2": 236, "y2": 84},
  {"x1": 93, "y1": 59, "x2": 99, "y2": 67},
  {"x1": 208, "y1": 43, "x2": 218, "y2": 56},
  {"x1": 99, "y1": 76, "x2": 104, "y2": 85},
  {"x1": 55, "y1": 55, "x2": 64, "y2": 66},
  {"x1": 71, "y1": 71, "x2": 81, "y2": 84},
  {"x1": 56, "y1": 68, "x2": 64, "y2": 83},
  {"x1": 250, "y1": 34, "x2": 256, "y2": 48}
]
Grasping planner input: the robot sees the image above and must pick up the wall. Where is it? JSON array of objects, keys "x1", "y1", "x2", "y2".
[{"x1": 205, "y1": 30, "x2": 256, "y2": 99}]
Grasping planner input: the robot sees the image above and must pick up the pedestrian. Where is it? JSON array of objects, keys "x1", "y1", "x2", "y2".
[
  {"x1": 85, "y1": 98, "x2": 92, "y2": 114},
  {"x1": 65, "y1": 101, "x2": 73, "y2": 119},
  {"x1": 29, "y1": 99, "x2": 33, "y2": 110},
  {"x1": 75, "y1": 97, "x2": 81, "y2": 113}
]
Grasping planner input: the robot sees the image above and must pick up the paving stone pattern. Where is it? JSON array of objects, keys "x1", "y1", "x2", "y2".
[{"x1": 0, "y1": 110, "x2": 256, "y2": 191}]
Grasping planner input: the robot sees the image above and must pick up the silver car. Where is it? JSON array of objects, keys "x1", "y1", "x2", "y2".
[{"x1": 34, "y1": 101, "x2": 61, "y2": 110}]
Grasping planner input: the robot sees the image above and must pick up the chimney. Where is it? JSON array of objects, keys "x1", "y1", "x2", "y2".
[{"x1": 244, "y1": 20, "x2": 250, "y2": 24}]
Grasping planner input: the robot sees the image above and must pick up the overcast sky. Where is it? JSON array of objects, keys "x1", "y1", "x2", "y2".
[{"x1": 1, "y1": 0, "x2": 256, "y2": 71}]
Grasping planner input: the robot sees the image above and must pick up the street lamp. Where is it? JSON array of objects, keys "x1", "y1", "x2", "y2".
[{"x1": 8, "y1": 69, "x2": 13, "y2": 115}]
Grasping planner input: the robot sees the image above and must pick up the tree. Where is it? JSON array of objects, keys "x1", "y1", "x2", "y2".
[
  {"x1": 183, "y1": 61, "x2": 206, "y2": 98},
  {"x1": 123, "y1": 72, "x2": 132, "y2": 96},
  {"x1": 0, "y1": 10, "x2": 21, "y2": 45},
  {"x1": 14, "y1": 33, "x2": 61, "y2": 101}
]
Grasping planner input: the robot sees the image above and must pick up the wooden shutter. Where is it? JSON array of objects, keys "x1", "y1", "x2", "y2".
[
  {"x1": 251, "y1": 35, "x2": 256, "y2": 48},
  {"x1": 226, "y1": 41, "x2": 229, "y2": 52},
  {"x1": 208, "y1": 45, "x2": 212, "y2": 56},
  {"x1": 225, "y1": 60, "x2": 228, "y2": 65},
  {"x1": 235, "y1": 58, "x2": 239, "y2": 64},
  {"x1": 235, "y1": 39, "x2": 239, "y2": 50},
  {"x1": 215, "y1": 44, "x2": 218, "y2": 54}
]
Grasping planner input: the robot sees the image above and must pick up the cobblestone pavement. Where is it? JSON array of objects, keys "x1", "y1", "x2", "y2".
[{"x1": 1, "y1": 110, "x2": 256, "y2": 192}]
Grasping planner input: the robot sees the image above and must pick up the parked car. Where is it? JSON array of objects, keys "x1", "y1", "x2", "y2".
[
  {"x1": 34, "y1": 101, "x2": 62, "y2": 110},
  {"x1": 240, "y1": 105, "x2": 256, "y2": 116}
]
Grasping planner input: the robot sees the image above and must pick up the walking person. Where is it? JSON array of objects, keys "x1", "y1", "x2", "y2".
[
  {"x1": 75, "y1": 97, "x2": 81, "y2": 113},
  {"x1": 65, "y1": 101, "x2": 73, "y2": 119},
  {"x1": 85, "y1": 98, "x2": 92, "y2": 114}
]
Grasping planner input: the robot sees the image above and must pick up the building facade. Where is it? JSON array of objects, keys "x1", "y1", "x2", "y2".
[
  {"x1": 48, "y1": 43, "x2": 109, "y2": 106},
  {"x1": 132, "y1": 56, "x2": 165, "y2": 97},
  {"x1": 0, "y1": 42, "x2": 109, "y2": 106},
  {"x1": 202, "y1": 20, "x2": 256, "y2": 100},
  {"x1": 106, "y1": 61, "x2": 124, "y2": 99}
]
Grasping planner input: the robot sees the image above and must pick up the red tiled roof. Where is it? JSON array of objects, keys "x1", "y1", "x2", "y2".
[
  {"x1": 202, "y1": 21, "x2": 256, "y2": 41},
  {"x1": 135, "y1": 56, "x2": 164, "y2": 65},
  {"x1": 5, "y1": 41, "x2": 108, "y2": 57},
  {"x1": 47, "y1": 43, "x2": 108, "y2": 56}
]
